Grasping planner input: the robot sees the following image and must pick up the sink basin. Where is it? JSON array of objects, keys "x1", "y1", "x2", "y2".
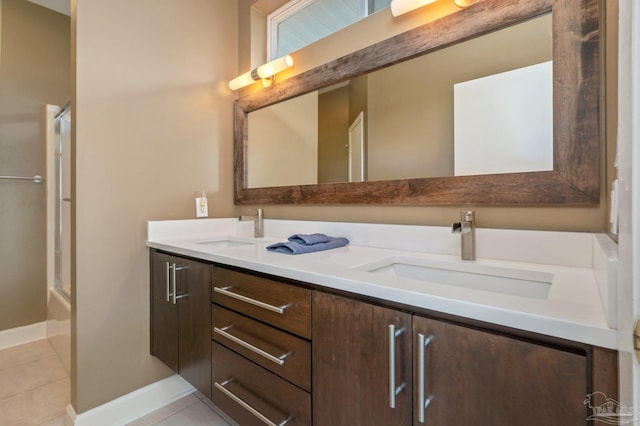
[
  {"x1": 196, "y1": 239, "x2": 254, "y2": 249},
  {"x1": 358, "y1": 256, "x2": 553, "y2": 299}
]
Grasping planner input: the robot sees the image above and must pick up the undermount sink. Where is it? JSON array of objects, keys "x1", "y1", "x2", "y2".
[
  {"x1": 195, "y1": 239, "x2": 254, "y2": 249},
  {"x1": 357, "y1": 256, "x2": 553, "y2": 299}
]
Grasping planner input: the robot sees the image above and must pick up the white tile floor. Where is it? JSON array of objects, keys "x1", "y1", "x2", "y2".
[
  {"x1": 0, "y1": 340, "x2": 233, "y2": 426},
  {"x1": 0, "y1": 339, "x2": 69, "y2": 425},
  {"x1": 127, "y1": 391, "x2": 234, "y2": 426}
]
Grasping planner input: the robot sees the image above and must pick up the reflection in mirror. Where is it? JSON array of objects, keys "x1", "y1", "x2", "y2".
[
  {"x1": 453, "y1": 61, "x2": 553, "y2": 176},
  {"x1": 247, "y1": 13, "x2": 552, "y2": 189},
  {"x1": 248, "y1": 91, "x2": 319, "y2": 188}
]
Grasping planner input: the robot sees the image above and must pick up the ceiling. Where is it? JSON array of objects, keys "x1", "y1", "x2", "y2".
[{"x1": 26, "y1": 0, "x2": 70, "y2": 16}]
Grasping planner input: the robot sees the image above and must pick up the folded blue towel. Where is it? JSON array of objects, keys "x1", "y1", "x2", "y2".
[
  {"x1": 288, "y1": 233, "x2": 332, "y2": 245},
  {"x1": 266, "y1": 234, "x2": 349, "y2": 255}
]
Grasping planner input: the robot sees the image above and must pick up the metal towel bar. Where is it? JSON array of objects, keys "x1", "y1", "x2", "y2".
[{"x1": 0, "y1": 175, "x2": 43, "y2": 183}]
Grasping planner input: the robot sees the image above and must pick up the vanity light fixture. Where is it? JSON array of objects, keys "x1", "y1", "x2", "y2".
[
  {"x1": 454, "y1": 0, "x2": 480, "y2": 6},
  {"x1": 390, "y1": 0, "x2": 479, "y2": 16},
  {"x1": 390, "y1": 0, "x2": 437, "y2": 17},
  {"x1": 228, "y1": 55, "x2": 294, "y2": 91}
]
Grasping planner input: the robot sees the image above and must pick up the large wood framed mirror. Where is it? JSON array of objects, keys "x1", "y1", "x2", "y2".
[{"x1": 234, "y1": 0, "x2": 599, "y2": 205}]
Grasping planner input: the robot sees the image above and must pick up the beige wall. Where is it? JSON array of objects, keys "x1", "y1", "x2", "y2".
[
  {"x1": 72, "y1": 0, "x2": 237, "y2": 413},
  {"x1": 0, "y1": 0, "x2": 70, "y2": 331},
  {"x1": 250, "y1": 7, "x2": 267, "y2": 69},
  {"x1": 236, "y1": 1, "x2": 610, "y2": 232}
]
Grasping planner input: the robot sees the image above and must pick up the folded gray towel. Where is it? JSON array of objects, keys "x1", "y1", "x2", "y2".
[{"x1": 266, "y1": 234, "x2": 349, "y2": 255}]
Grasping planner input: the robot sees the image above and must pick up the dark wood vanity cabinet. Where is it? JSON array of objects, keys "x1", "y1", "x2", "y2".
[
  {"x1": 313, "y1": 291, "x2": 618, "y2": 426},
  {"x1": 312, "y1": 291, "x2": 412, "y2": 426},
  {"x1": 412, "y1": 316, "x2": 590, "y2": 426},
  {"x1": 150, "y1": 251, "x2": 212, "y2": 398},
  {"x1": 211, "y1": 266, "x2": 312, "y2": 425},
  {"x1": 149, "y1": 256, "x2": 617, "y2": 426}
]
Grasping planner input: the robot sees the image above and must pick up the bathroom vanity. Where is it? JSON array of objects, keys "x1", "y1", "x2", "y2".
[
  {"x1": 148, "y1": 218, "x2": 618, "y2": 426},
  {"x1": 146, "y1": 0, "x2": 613, "y2": 422}
]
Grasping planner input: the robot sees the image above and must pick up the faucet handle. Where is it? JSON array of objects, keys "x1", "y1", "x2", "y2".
[
  {"x1": 250, "y1": 208, "x2": 264, "y2": 220},
  {"x1": 461, "y1": 210, "x2": 475, "y2": 222}
]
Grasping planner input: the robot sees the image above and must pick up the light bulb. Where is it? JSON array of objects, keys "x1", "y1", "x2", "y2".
[
  {"x1": 257, "y1": 55, "x2": 294, "y2": 79},
  {"x1": 228, "y1": 70, "x2": 257, "y2": 91},
  {"x1": 454, "y1": 0, "x2": 479, "y2": 6},
  {"x1": 390, "y1": 0, "x2": 438, "y2": 17},
  {"x1": 228, "y1": 55, "x2": 294, "y2": 91}
]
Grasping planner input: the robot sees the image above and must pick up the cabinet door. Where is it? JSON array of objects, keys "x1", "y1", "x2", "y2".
[
  {"x1": 313, "y1": 292, "x2": 412, "y2": 426},
  {"x1": 150, "y1": 251, "x2": 212, "y2": 398},
  {"x1": 413, "y1": 316, "x2": 587, "y2": 426},
  {"x1": 150, "y1": 251, "x2": 178, "y2": 372},
  {"x1": 176, "y1": 257, "x2": 212, "y2": 398}
]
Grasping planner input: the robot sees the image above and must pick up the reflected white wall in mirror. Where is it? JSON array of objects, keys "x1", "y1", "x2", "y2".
[
  {"x1": 348, "y1": 111, "x2": 366, "y2": 182},
  {"x1": 248, "y1": 91, "x2": 319, "y2": 188},
  {"x1": 454, "y1": 61, "x2": 553, "y2": 176}
]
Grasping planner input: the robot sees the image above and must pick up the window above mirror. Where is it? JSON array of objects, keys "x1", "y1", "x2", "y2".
[{"x1": 259, "y1": 0, "x2": 392, "y2": 60}]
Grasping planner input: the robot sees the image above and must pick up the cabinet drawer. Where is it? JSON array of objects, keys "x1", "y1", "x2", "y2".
[
  {"x1": 213, "y1": 305, "x2": 311, "y2": 392},
  {"x1": 212, "y1": 342, "x2": 311, "y2": 426},
  {"x1": 212, "y1": 267, "x2": 311, "y2": 339}
]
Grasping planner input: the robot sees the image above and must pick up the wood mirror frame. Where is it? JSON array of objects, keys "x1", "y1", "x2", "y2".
[{"x1": 234, "y1": 0, "x2": 599, "y2": 205}]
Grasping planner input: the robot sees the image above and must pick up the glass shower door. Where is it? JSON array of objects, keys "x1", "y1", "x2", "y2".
[{"x1": 54, "y1": 104, "x2": 71, "y2": 299}]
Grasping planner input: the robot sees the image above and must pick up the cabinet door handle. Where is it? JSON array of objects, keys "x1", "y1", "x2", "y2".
[
  {"x1": 214, "y1": 326, "x2": 290, "y2": 366},
  {"x1": 214, "y1": 286, "x2": 290, "y2": 314},
  {"x1": 418, "y1": 333, "x2": 434, "y2": 423},
  {"x1": 214, "y1": 379, "x2": 292, "y2": 426},
  {"x1": 388, "y1": 324, "x2": 406, "y2": 409},
  {"x1": 171, "y1": 264, "x2": 189, "y2": 304},
  {"x1": 165, "y1": 262, "x2": 172, "y2": 302}
]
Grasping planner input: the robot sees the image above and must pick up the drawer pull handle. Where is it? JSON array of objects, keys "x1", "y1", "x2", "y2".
[
  {"x1": 418, "y1": 333, "x2": 434, "y2": 423},
  {"x1": 214, "y1": 286, "x2": 290, "y2": 314},
  {"x1": 388, "y1": 324, "x2": 406, "y2": 409},
  {"x1": 214, "y1": 326, "x2": 290, "y2": 366},
  {"x1": 215, "y1": 379, "x2": 292, "y2": 426}
]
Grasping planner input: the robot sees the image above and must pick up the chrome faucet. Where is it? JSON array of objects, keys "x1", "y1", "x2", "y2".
[
  {"x1": 451, "y1": 211, "x2": 476, "y2": 261},
  {"x1": 239, "y1": 208, "x2": 264, "y2": 238}
]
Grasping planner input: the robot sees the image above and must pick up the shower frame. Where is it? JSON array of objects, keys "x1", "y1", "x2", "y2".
[{"x1": 52, "y1": 102, "x2": 71, "y2": 300}]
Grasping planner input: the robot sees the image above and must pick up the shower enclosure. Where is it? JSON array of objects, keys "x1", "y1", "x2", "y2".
[
  {"x1": 53, "y1": 102, "x2": 71, "y2": 300},
  {"x1": 45, "y1": 102, "x2": 71, "y2": 373}
]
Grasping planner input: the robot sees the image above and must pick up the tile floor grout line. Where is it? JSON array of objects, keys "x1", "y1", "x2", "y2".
[
  {"x1": 0, "y1": 356, "x2": 69, "y2": 402},
  {"x1": 0, "y1": 338, "x2": 57, "y2": 372},
  {"x1": 126, "y1": 395, "x2": 202, "y2": 426},
  {"x1": 0, "y1": 374, "x2": 71, "y2": 405}
]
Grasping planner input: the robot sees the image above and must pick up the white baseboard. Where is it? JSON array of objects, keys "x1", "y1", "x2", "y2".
[
  {"x1": 68, "y1": 375, "x2": 195, "y2": 426},
  {"x1": 0, "y1": 322, "x2": 47, "y2": 350}
]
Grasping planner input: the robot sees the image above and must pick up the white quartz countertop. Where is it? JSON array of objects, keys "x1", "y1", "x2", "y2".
[{"x1": 146, "y1": 218, "x2": 618, "y2": 350}]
